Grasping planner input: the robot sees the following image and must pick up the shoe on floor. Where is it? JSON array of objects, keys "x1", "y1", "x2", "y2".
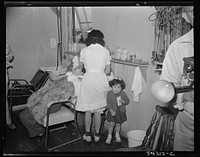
[
  {"x1": 8, "y1": 123, "x2": 16, "y2": 129},
  {"x1": 83, "y1": 134, "x2": 92, "y2": 142},
  {"x1": 94, "y1": 135, "x2": 100, "y2": 142}
]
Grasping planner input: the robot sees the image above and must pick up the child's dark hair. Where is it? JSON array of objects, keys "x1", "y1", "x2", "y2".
[{"x1": 109, "y1": 78, "x2": 126, "y2": 90}]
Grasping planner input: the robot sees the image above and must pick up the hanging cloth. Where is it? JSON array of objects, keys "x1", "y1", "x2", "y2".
[{"x1": 131, "y1": 66, "x2": 143, "y2": 102}]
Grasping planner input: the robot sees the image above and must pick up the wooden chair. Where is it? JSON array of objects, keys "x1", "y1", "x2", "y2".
[{"x1": 116, "y1": 105, "x2": 176, "y2": 151}]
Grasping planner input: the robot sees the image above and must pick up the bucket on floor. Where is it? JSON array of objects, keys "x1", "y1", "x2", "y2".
[{"x1": 127, "y1": 130, "x2": 146, "y2": 147}]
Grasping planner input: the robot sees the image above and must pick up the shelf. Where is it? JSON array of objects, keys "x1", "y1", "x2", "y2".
[
  {"x1": 111, "y1": 59, "x2": 149, "y2": 67},
  {"x1": 154, "y1": 62, "x2": 163, "y2": 65},
  {"x1": 154, "y1": 68, "x2": 162, "y2": 75},
  {"x1": 64, "y1": 54, "x2": 149, "y2": 67},
  {"x1": 65, "y1": 52, "x2": 80, "y2": 56},
  {"x1": 155, "y1": 69, "x2": 162, "y2": 71}
]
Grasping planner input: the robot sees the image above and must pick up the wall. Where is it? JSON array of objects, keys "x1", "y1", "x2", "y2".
[
  {"x1": 6, "y1": 7, "x2": 58, "y2": 81},
  {"x1": 91, "y1": 7, "x2": 162, "y2": 137},
  {"x1": 92, "y1": 6, "x2": 156, "y2": 61}
]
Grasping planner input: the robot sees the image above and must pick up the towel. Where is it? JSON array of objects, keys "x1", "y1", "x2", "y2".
[
  {"x1": 131, "y1": 66, "x2": 143, "y2": 102},
  {"x1": 72, "y1": 56, "x2": 79, "y2": 69}
]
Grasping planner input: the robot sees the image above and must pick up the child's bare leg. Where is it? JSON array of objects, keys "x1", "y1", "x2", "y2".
[
  {"x1": 108, "y1": 122, "x2": 115, "y2": 135},
  {"x1": 115, "y1": 123, "x2": 121, "y2": 142},
  {"x1": 105, "y1": 122, "x2": 115, "y2": 144}
]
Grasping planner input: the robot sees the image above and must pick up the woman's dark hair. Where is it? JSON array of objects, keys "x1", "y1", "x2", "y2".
[
  {"x1": 109, "y1": 78, "x2": 126, "y2": 90},
  {"x1": 85, "y1": 29, "x2": 105, "y2": 47}
]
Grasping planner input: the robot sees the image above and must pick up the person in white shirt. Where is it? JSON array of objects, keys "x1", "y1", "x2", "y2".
[
  {"x1": 160, "y1": 6, "x2": 194, "y2": 151},
  {"x1": 6, "y1": 44, "x2": 16, "y2": 129}
]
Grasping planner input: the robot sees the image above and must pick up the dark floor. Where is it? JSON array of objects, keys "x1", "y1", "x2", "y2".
[{"x1": 3, "y1": 110, "x2": 129, "y2": 155}]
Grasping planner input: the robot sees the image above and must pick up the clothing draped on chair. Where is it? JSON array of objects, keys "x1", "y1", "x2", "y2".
[{"x1": 26, "y1": 77, "x2": 75, "y2": 125}]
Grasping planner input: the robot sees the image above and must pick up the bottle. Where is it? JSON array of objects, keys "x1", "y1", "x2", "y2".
[{"x1": 133, "y1": 53, "x2": 136, "y2": 62}]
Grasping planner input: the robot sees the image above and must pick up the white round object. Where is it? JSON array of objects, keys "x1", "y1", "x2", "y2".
[{"x1": 151, "y1": 80, "x2": 175, "y2": 103}]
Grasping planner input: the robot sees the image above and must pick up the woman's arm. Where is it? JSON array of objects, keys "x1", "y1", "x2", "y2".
[{"x1": 104, "y1": 64, "x2": 111, "y2": 75}]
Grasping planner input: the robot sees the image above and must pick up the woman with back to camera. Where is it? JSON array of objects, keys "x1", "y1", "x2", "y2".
[{"x1": 76, "y1": 29, "x2": 111, "y2": 142}]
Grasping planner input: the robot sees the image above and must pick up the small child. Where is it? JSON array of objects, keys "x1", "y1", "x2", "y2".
[{"x1": 105, "y1": 78, "x2": 130, "y2": 144}]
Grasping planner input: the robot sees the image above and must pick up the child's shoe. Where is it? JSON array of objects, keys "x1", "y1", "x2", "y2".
[
  {"x1": 105, "y1": 134, "x2": 112, "y2": 144},
  {"x1": 83, "y1": 134, "x2": 92, "y2": 142},
  {"x1": 115, "y1": 133, "x2": 121, "y2": 142}
]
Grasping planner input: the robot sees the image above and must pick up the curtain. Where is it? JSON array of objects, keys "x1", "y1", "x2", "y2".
[{"x1": 151, "y1": 6, "x2": 192, "y2": 63}]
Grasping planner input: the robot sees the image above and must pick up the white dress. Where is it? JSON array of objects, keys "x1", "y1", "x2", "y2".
[{"x1": 76, "y1": 44, "x2": 111, "y2": 111}]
